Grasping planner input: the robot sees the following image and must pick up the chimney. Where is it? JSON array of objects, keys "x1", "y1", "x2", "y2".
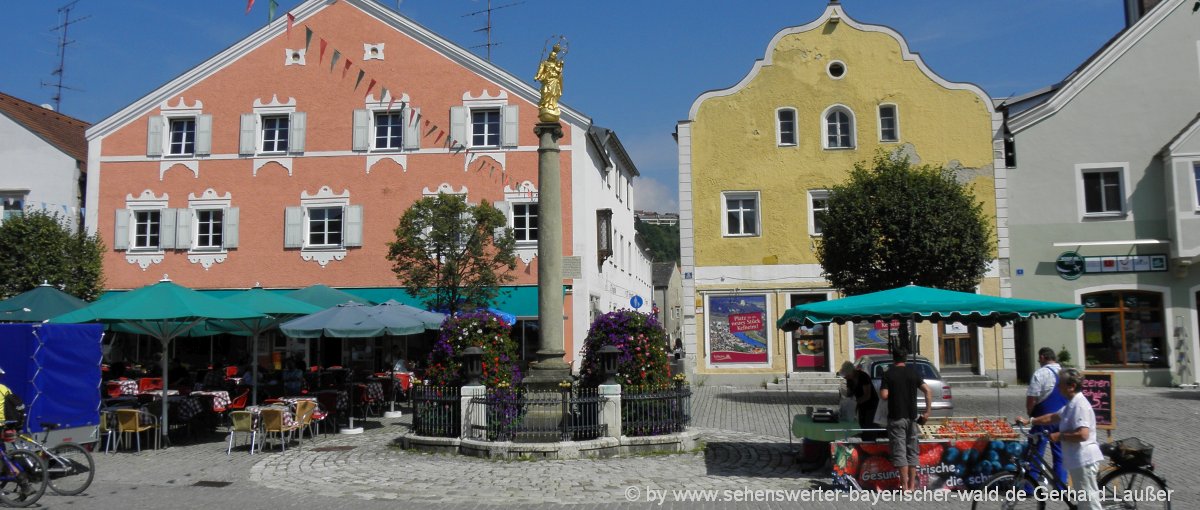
[{"x1": 1125, "y1": 0, "x2": 1164, "y2": 27}]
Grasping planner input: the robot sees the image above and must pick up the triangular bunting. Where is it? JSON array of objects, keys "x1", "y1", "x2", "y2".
[
  {"x1": 425, "y1": 125, "x2": 438, "y2": 137},
  {"x1": 330, "y1": 50, "x2": 341, "y2": 72},
  {"x1": 380, "y1": 87, "x2": 390, "y2": 104},
  {"x1": 342, "y1": 59, "x2": 352, "y2": 78},
  {"x1": 319, "y1": 38, "x2": 328, "y2": 63},
  {"x1": 365, "y1": 79, "x2": 377, "y2": 98},
  {"x1": 305, "y1": 26, "x2": 313, "y2": 51},
  {"x1": 354, "y1": 70, "x2": 365, "y2": 90},
  {"x1": 434, "y1": 130, "x2": 445, "y2": 144},
  {"x1": 286, "y1": 13, "x2": 294, "y2": 38}
]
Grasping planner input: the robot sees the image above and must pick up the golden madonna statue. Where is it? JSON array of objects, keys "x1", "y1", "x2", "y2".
[{"x1": 535, "y1": 43, "x2": 565, "y2": 122}]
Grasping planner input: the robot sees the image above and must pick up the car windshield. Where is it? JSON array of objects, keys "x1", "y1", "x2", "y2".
[{"x1": 872, "y1": 361, "x2": 939, "y2": 380}]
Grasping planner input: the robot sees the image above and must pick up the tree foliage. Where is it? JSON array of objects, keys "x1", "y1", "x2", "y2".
[
  {"x1": 634, "y1": 220, "x2": 680, "y2": 264},
  {"x1": 0, "y1": 209, "x2": 105, "y2": 300},
  {"x1": 817, "y1": 153, "x2": 994, "y2": 296},
  {"x1": 386, "y1": 194, "x2": 517, "y2": 315}
]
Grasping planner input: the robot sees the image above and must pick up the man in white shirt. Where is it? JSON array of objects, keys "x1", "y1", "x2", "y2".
[
  {"x1": 1019, "y1": 368, "x2": 1104, "y2": 510},
  {"x1": 1026, "y1": 347, "x2": 1067, "y2": 483}
]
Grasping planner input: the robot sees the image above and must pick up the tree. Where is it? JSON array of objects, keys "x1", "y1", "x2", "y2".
[
  {"x1": 0, "y1": 209, "x2": 105, "y2": 300},
  {"x1": 386, "y1": 194, "x2": 517, "y2": 316},
  {"x1": 816, "y1": 153, "x2": 994, "y2": 349},
  {"x1": 634, "y1": 220, "x2": 680, "y2": 264}
]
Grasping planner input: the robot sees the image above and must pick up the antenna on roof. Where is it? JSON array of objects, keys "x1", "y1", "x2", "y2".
[
  {"x1": 461, "y1": 0, "x2": 524, "y2": 62},
  {"x1": 41, "y1": 0, "x2": 90, "y2": 112}
]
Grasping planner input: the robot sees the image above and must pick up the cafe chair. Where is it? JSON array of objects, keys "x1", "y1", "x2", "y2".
[
  {"x1": 261, "y1": 408, "x2": 299, "y2": 452},
  {"x1": 116, "y1": 408, "x2": 160, "y2": 452},
  {"x1": 98, "y1": 411, "x2": 117, "y2": 454},
  {"x1": 226, "y1": 410, "x2": 260, "y2": 455},
  {"x1": 294, "y1": 400, "x2": 318, "y2": 443}
]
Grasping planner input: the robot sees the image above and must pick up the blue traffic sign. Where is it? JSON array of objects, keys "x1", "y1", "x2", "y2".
[{"x1": 630, "y1": 295, "x2": 644, "y2": 309}]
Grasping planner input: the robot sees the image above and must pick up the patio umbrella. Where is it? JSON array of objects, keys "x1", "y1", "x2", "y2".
[
  {"x1": 0, "y1": 283, "x2": 89, "y2": 322},
  {"x1": 213, "y1": 288, "x2": 323, "y2": 403},
  {"x1": 51, "y1": 277, "x2": 264, "y2": 444},
  {"x1": 369, "y1": 300, "x2": 446, "y2": 330},
  {"x1": 285, "y1": 284, "x2": 373, "y2": 308}
]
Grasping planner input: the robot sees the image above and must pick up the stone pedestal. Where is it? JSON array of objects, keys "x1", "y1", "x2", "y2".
[
  {"x1": 460, "y1": 385, "x2": 486, "y2": 439},
  {"x1": 599, "y1": 384, "x2": 622, "y2": 439},
  {"x1": 524, "y1": 122, "x2": 571, "y2": 390}
]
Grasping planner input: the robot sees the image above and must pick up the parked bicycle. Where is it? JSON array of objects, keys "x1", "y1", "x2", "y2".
[
  {"x1": 10, "y1": 422, "x2": 94, "y2": 496},
  {"x1": 971, "y1": 421, "x2": 1169, "y2": 510},
  {"x1": 0, "y1": 421, "x2": 47, "y2": 508}
]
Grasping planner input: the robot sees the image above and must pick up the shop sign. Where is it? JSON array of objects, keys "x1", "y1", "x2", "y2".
[{"x1": 1055, "y1": 251, "x2": 1084, "y2": 280}]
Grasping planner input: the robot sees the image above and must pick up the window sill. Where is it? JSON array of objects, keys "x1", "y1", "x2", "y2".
[
  {"x1": 822, "y1": 146, "x2": 856, "y2": 151},
  {"x1": 722, "y1": 233, "x2": 760, "y2": 238},
  {"x1": 187, "y1": 250, "x2": 228, "y2": 270},
  {"x1": 124, "y1": 251, "x2": 164, "y2": 271},
  {"x1": 300, "y1": 247, "x2": 347, "y2": 268},
  {"x1": 777, "y1": 143, "x2": 797, "y2": 148},
  {"x1": 1081, "y1": 212, "x2": 1127, "y2": 220}
]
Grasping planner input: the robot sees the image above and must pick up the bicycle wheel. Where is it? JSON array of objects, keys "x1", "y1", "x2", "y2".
[
  {"x1": 46, "y1": 442, "x2": 95, "y2": 495},
  {"x1": 1099, "y1": 467, "x2": 1171, "y2": 510},
  {"x1": 972, "y1": 472, "x2": 1046, "y2": 510},
  {"x1": 0, "y1": 450, "x2": 49, "y2": 508}
]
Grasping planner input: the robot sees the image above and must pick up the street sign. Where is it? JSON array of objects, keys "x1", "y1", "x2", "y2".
[{"x1": 630, "y1": 295, "x2": 644, "y2": 309}]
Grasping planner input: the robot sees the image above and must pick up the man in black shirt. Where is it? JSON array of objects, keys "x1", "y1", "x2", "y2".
[{"x1": 879, "y1": 347, "x2": 931, "y2": 491}]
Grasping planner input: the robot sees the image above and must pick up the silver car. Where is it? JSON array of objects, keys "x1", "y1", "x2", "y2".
[{"x1": 855, "y1": 354, "x2": 953, "y2": 417}]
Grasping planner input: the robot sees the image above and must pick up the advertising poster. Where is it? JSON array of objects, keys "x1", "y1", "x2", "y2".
[
  {"x1": 832, "y1": 438, "x2": 1026, "y2": 491},
  {"x1": 793, "y1": 323, "x2": 828, "y2": 370},
  {"x1": 707, "y1": 294, "x2": 768, "y2": 364},
  {"x1": 852, "y1": 320, "x2": 914, "y2": 359}
]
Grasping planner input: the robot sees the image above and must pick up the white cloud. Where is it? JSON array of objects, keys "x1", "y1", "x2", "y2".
[{"x1": 633, "y1": 176, "x2": 678, "y2": 214}]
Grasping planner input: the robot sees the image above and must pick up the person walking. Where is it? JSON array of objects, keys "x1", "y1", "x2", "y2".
[
  {"x1": 1018, "y1": 368, "x2": 1103, "y2": 510},
  {"x1": 1027, "y1": 347, "x2": 1068, "y2": 483},
  {"x1": 879, "y1": 348, "x2": 932, "y2": 491}
]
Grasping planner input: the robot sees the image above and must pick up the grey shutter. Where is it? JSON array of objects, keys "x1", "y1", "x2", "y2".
[
  {"x1": 239, "y1": 113, "x2": 257, "y2": 155},
  {"x1": 195, "y1": 114, "x2": 213, "y2": 156},
  {"x1": 450, "y1": 106, "x2": 466, "y2": 148},
  {"x1": 284, "y1": 206, "x2": 303, "y2": 248},
  {"x1": 352, "y1": 109, "x2": 370, "y2": 151},
  {"x1": 222, "y1": 207, "x2": 239, "y2": 249},
  {"x1": 403, "y1": 107, "x2": 420, "y2": 150},
  {"x1": 175, "y1": 209, "x2": 192, "y2": 250},
  {"x1": 344, "y1": 205, "x2": 363, "y2": 247},
  {"x1": 501, "y1": 105, "x2": 519, "y2": 147},
  {"x1": 113, "y1": 209, "x2": 130, "y2": 250},
  {"x1": 493, "y1": 200, "x2": 511, "y2": 224},
  {"x1": 159, "y1": 208, "x2": 178, "y2": 249},
  {"x1": 146, "y1": 116, "x2": 163, "y2": 157},
  {"x1": 289, "y1": 112, "x2": 306, "y2": 154}
]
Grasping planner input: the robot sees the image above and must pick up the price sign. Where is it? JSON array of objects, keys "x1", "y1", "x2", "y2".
[{"x1": 1081, "y1": 371, "x2": 1114, "y2": 430}]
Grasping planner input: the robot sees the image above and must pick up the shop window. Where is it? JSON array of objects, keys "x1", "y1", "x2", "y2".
[{"x1": 1081, "y1": 290, "x2": 1167, "y2": 368}]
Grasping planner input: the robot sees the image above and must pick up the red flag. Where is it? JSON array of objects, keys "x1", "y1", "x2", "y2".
[
  {"x1": 319, "y1": 38, "x2": 328, "y2": 63},
  {"x1": 434, "y1": 130, "x2": 445, "y2": 144},
  {"x1": 364, "y1": 79, "x2": 377, "y2": 98},
  {"x1": 246, "y1": 0, "x2": 255, "y2": 14},
  {"x1": 409, "y1": 108, "x2": 418, "y2": 125},
  {"x1": 286, "y1": 13, "x2": 294, "y2": 38},
  {"x1": 342, "y1": 59, "x2": 352, "y2": 78}
]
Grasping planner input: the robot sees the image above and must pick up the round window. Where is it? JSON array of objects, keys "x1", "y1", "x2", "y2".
[{"x1": 827, "y1": 60, "x2": 846, "y2": 79}]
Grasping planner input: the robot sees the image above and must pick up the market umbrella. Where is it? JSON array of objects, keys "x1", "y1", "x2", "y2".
[
  {"x1": 51, "y1": 277, "x2": 264, "y2": 444},
  {"x1": 285, "y1": 285, "x2": 373, "y2": 308},
  {"x1": 369, "y1": 300, "x2": 446, "y2": 330},
  {"x1": 213, "y1": 288, "x2": 323, "y2": 403},
  {"x1": 0, "y1": 283, "x2": 89, "y2": 322}
]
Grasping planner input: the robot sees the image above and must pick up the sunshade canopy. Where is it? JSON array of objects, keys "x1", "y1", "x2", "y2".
[
  {"x1": 280, "y1": 302, "x2": 423, "y2": 339},
  {"x1": 0, "y1": 283, "x2": 89, "y2": 322},
  {"x1": 371, "y1": 300, "x2": 445, "y2": 330},
  {"x1": 776, "y1": 285, "x2": 1085, "y2": 332},
  {"x1": 285, "y1": 284, "x2": 373, "y2": 308},
  {"x1": 213, "y1": 288, "x2": 323, "y2": 335}
]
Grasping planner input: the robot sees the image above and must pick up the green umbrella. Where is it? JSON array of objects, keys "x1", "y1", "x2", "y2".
[
  {"x1": 52, "y1": 278, "x2": 264, "y2": 444},
  {"x1": 213, "y1": 288, "x2": 322, "y2": 403},
  {"x1": 0, "y1": 283, "x2": 89, "y2": 322},
  {"x1": 370, "y1": 300, "x2": 446, "y2": 330},
  {"x1": 285, "y1": 284, "x2": 373, "y2": 308}
]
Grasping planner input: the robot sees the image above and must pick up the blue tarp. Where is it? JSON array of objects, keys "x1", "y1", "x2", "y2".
[{"x1": 0, "y1": 324, "x2": 103, "y2": 434}]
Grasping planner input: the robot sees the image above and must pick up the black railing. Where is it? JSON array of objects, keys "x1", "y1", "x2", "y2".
[
  {"x1": 622, "y1": 382, "x2": 691, "y2": 437},
  {"x1": 467, "y1": 387, "x2": 607, "y2": 442},
  {"x1": 411, "y1": 385, "x2": 460, "y2": 438}
]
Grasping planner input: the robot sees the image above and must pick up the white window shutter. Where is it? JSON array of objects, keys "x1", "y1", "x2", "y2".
[
  {"x1": 195, "y1": 114, "x2": 213, "y2": 156},
  {"x1": 493, "y1": 200, "x2": 511, "y2": 224},
  {"x1": 344, "y1": 205, "x2": 363, "y2": 247},
  {"x1": 223, "y1": 207, "x2": 239, "y2": 249},
  {"x1": 502, "y1": 105, "x2": 519, "y2": 147},
  {"x1": 159, "y1": 208, "x2": 178, "y2": 249},
  {"x1": 450, "y1": 106, "x2": 466, "y2": 148},
  {"x1": 403, "y1": 107, "x2": 420, "y2": 150},
  {"x1": 289, "y1": 112, "x2": 306, "y2": 154},
  {"x1": 175, "y1": 209, "x2": 192, "y2": 250},
  {"x1": 239, "y1": 113, "x2": 257, "y2": 155},
  {"x1": 146, "y1": 116, "x2": 163, "y2": 157},
  {"x1": 352, "y1": 109, "x2": 370, "y2": 151},
  {"x1": 113, "y1": 209, "x2": 130, "y2": 250},
  {"x1": 284, "y1": 206, "x2": 303, "y2": 248}
]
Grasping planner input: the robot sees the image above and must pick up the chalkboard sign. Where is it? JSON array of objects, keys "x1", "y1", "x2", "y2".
[{"x1": 1081, "y1": 371, "x2": 1114, "y2": 430}]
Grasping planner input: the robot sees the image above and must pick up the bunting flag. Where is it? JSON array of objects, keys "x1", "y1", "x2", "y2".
[
  {"x1": 425, "y1": 125, "x2": 437, "y2": 137},
  {"x1": 269, "y1": 0, "x2": 277, "y2": 21},
  {"x1": 434, "y1": 130, "x2": 445, "y2": 144},
  {"x1": 246, "y1": 0, "x2": 255, "y2": 15},
  {"x1": 409, "y1": 108, "x2": 418, "y2": 125},
  {"x1": 380, "y1": 87, "x2": 390, "y2": 103},
  {"x1": 305, "y1": 27, "x2": 313, "y2": 51},
  {"x1": 365, "y1": 78, "x2": 377, "y2": 98},
  {"x1": 387, "y1": 96, "x2": 399, "y2": 112},
  {"x1": 286, "y1": 13, "x2": 295, "y2": 38},
  {"x1": 319, "y1": 38, "x2": 328, "y2": 63},
  {"x1": 342, "y1": 59, "x2": 352, "y2": 78},
  {"x1": 330, "y1": 50, "x2": 341, "y2": 72},
  {"x1": 354, "y1": 70, "x2": 365, "y2": 90}
]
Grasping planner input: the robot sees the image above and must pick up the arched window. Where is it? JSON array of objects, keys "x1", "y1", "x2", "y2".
[
  {"x1": 823, "y1": 106, "x2": 855, "y2": 149},
  {"x1": 1080, "y1": 290, "x2": 1167, "y2": 368}
]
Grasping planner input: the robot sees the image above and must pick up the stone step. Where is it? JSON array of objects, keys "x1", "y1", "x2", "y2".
[
  {"x1": 764, "y1": 382, "x2": 842, "y2": 392},
  {"x1": 942, "y1": 375, "x2": 1007, "y2": 388}
]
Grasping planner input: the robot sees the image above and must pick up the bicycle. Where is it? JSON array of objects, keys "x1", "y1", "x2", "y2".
[
  {"x1": 11, "y1": 422, "x2": 94, "y2": 496},
  {"x1": 0, "y1": 422, "x2": 48, "y2": 508},
  {"x1": 971, "y1": 421, "x2": 1169, "y2": 510}
]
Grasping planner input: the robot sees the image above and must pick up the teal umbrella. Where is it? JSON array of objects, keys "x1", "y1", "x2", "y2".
[
  {"x1": 52, "y1": 278, "x2": 264, "y2": 444},
  {"x1": 369, "y1": 300, "x2": 446, "y2": 330},
  {"x1": 0, "y1": 283, "x2": 89, "y2": 322},
  {"x1": 280, "y1": 302, "x2": 423, "y2": 338},
  {"x1": 285, "y1": 285, "x2": 373, "y2": 308},
  {"x1": 214, "y1": 288, "x2": 323, "y2": 403}
]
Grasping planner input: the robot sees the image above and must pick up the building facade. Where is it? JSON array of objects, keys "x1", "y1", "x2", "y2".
[
  {"x1": 83, "y1": 0, "x2": 650, "y2": 369},
  {"x1": 0, "y1": 91, "x2": 88, "y2": 231},
  {"x1": 677, "y1": 3, "x2": 1006, "y2": 384},
  {"x1": 1003, "y1": 0, "x2": 1199, "y2": 386}
]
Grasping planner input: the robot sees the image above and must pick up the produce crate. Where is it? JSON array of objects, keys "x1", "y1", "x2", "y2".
[{"x1": 919, "y1": 416, "x2": 1019, "y2": 440}]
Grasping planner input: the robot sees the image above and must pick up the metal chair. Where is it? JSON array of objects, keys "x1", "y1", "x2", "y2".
[
  {"x1": 115, "y1": 408, "x2": 159, "y2": 452},
  {"x1": 225, "y1": 410, "x2": 259, "y2": 455},
  {"x1": 260, "y1": 408, "x2": 299, "y2": 452}
]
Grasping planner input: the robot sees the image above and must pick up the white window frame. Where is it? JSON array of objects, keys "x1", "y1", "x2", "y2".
[
  {"x1": 776, "y1": 107, "x2": 798, "y2": 147},
  {"x1": 1192, "y1": 162, "x2": 1200, "y2": 211},
  {"x1": 808, "y1": 189, "x2": 829, "y2": 237},
  {"x1": 372, "y1": 110, "x2": 405, "y2": 151},
  {"x1": 470, "y1": 107, "x2": 502, "y2": 148},
  {"x1": 248, "y1": 97, "x2": 298, "y2": 157},
  {"x1": 259, "y1": 114, "x2": 290, "y2": 154},
  {"x1": 183, "y1": 189, "x2": 234, "y2": 270},
  {"x1": 305, "y1": 206, "x2": 344, "y2": 249},
  {"x1": 821, "y1": 105, "x2": 856, "y2": 150},
  {"x1": 511, "y1": 202, "x2": 538, "y2": 244},
  {"x1": 0, "y1": 192, "x2": 27, "y2": 226},
  {"x1": 878, "y1": 103, "x2": 899, "y2": 143},
  {"x1": 1075, "y1": 163, "x2": 1129, "y2": 219},
  {"x1": 721, "y1": 191, "x2": 761, "y2": 238},
  {"x1": 166, "y1": 116, "x2": 197, "y2": 156},
  {"x1": 120, "y1": 190, "x2": 169, "y2": 271}
]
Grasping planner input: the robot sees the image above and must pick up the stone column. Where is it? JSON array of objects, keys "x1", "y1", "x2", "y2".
[
  {"x1": 524, "y1": 122, "x2": 571, "y2": 389},
  {"x1": 599, "y1": 384, "x2": 622, "y2": 438}
]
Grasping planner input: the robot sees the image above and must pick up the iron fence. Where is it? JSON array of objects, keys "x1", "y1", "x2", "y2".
[
  {"x1": 622, "y1": 382, "x2": 691, "y2": 437},
  {"x1": 467, "y1": 387, "x2": 607, "y2": 442},
  {"x1": 411, "y1": 385, "x2": 460, "y2": 438}
]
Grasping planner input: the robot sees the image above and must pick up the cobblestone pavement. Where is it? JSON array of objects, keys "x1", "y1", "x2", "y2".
[{"x1": 56, "y1": 386, "x2": 1199, "y2": 509}]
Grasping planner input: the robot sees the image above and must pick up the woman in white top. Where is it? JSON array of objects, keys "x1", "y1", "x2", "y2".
[{"x1": 1017, "y1": 367, "x2": 1104, "y2": 510}]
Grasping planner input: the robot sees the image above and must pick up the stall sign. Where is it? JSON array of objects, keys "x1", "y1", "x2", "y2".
[
  {"x1": 1081, "y1": 371, "x2": 1115, "y2": 430},
  {"x1": 832, "y1": 438, "x2": 1026, "y2": 491}
]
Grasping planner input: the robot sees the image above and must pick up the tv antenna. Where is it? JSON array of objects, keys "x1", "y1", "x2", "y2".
[
  {"x1": 462, "y1": 0, "x2": 523, "y2": 62},
  {"x1": 42, "y1": 0, "x2": 90, "y2": 112}
]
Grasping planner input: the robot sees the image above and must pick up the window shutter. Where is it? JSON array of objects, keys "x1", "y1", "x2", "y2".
[
  {"x1": 114, "y1": 209, "x2": 130, "y2": 250},
  {"x1": 175, "y1": 209, "x2": 192, "y2": 250},
  {"x1": 239, "y1": 113, "x2": 257, "y2": 155},
  {"x1": 159, "y1": 208, "x2": 178, "y2": 249},
  {"x1": 223, "y1": 207, "x2": 239, "y2": 249},
  {"x1": 493, "y1": 200, "x2": 511, "y2": 223},
  {"x1": 403, "y1": 107, "x2": 420, "y2": 150},
  {"x1": 284, "y1": 206, "x2": 303, "y2": 248},
  {"x1": 450, "y1": 106, "x2": 466, "y2": 148},
  {"x1": 352, "y1": 109, "x2": 370, "y2": 151},
  {"x1": 195, "y1": 114, "x2": 213, "y2": 156},
  {"x1": 146, "y1": 116, "x2": 163, "y2": 157},
  {"x1": 289, "y1": 112, "x2": 306, "y2": 154},
  {"x1": 502, "y1": 105, "x2": 519, "y2": 147},
  {"x1": 344, "y1": 205, "x2": 363, "y2": 247}
]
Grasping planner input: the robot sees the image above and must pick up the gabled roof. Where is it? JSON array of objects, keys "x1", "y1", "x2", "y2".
[
  {"x1": 1163, "y1": 112, "x2": 1200, "y2": 156},
  {"x1": 587, "y1": 125, "x2": 639, "y2": 177},
  {"x1": 0, "y1": 91, "x2": 88, "y2": 163},
  {"x1": 651, "y1": 262, "x2": 678, "y2": 286},
  {"x1": 87, "y1": 0, "x2": 589, "y2": 140}
]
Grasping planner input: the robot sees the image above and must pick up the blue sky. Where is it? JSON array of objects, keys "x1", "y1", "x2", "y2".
[{"x1": 0, "y1": 1, "x2": 1125, "y2": 213}]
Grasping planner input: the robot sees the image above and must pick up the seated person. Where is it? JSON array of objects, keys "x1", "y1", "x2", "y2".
[{"x1": 282, "y1": 362, "x2": 304, "y2": 395}]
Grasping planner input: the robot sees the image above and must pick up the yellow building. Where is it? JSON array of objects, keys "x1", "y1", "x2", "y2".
[{"x1": 677, "y1": 2, "x2": 1007, "y2": 384}]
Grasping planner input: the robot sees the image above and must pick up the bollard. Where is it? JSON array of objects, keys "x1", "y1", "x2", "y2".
[{"x1": 599, "y1": 384, "x2": 622, "y2": 438}]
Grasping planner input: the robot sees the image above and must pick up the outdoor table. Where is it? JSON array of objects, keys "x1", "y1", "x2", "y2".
[
  {"x1": 315, "y1": 389, "x2": 349, "y2": 411},
  {"x1": 110, "y1": 379, "x2": 139, "y2": 396},
  {"x1": 279, "y1": 396, "x2": 328, "y2": 421},
  {"x1": 792, "y1": 414, "x2": 860, "y2": 443},
  {"x1": 362, "y1": 381, "x2": 385, "y2": 402},
  {"x1": 246, "y1": 405, "x2": 297, "y2": 428},
  {"x1": 170, "y1": 395, "x2": 204, "y2": 422},
  {"x1": 191, "y1": 390, "x2": 231, "y2": 412},
  {"x1": 140, "y1": 389, "x2": 181, "y2": 398}
]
